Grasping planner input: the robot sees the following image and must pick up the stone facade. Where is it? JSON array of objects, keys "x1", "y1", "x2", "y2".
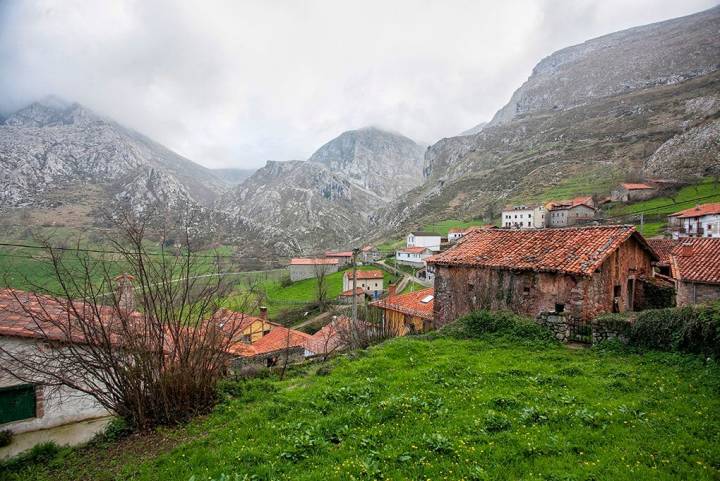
[
  {"x1": 536, "y1": 312, "x2": 569, "y2": 342},
  {"x1": 676, "y1": 281, "x2": 720, "y2": 306},
  {"x1": 433, "y1": 236, "x2": 654, "y2": 326}
]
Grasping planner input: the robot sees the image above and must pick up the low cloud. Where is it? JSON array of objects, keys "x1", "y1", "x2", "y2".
[{"x1": 1, "y1": 0, "x2": 715, "y2": 168}]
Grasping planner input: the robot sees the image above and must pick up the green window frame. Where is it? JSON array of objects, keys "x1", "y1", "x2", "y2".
[{"x1": 0, "y1": 384, "x2": 37, "y2": 424}]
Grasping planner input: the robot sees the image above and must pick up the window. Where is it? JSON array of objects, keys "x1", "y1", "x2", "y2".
[
  {"x1": 554, "y1": 303, "x2": 565, "y2": 313},
  {"x1": 0, "y1": 384, "x2": 37, "y2": 424}
]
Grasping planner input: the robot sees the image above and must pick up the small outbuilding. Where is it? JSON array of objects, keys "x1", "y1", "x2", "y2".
[
  {"x1": 670, "y1": 238, "x2": 720, "y2": 306},
  {"x1": 288, "y1": 258, "x2": 339, "y2": 282}
]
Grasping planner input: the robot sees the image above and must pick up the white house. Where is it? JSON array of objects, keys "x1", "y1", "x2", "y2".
[
  {"x1": 448, "y1": 228, "x2": 466, "y2": 243},
  {"x1": 501, "y1": 205, "x2": 546, "y2": 229},
  {"x1": 396, "y1": 247, "x2": 433, "y2": 268},
  {"x1": 0, "y1": 290, "x2": 109, "y2": 440},
  {"x1": 406, "y1": 232, "x2": 442, "y2": 252},
  {"x1": 668, "y1": 203, "x2": 720, "y2": 239},
  {"x1": 343, "y1": 270, "x2": 384, "y2": 299}
]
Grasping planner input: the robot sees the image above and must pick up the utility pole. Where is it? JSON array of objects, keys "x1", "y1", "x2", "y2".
[
  {"x1": 639, "y1": 213, "x2": 644, "y2": 234},
  {"x1": 351, "y1": 247, "x2": 360, "y2": 347}
]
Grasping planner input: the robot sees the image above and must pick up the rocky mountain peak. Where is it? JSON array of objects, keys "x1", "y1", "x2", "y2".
[
  {"x1": 489, "y1": 5, "x2": 720, "y2": 126},
  {"x1": 308, "y1": 126, "x2": 425, "y2": 200}
]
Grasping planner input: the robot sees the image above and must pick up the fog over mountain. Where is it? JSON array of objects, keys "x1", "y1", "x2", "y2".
[{"x1": 1, "y1": 0, "x2": 716, "y2": 169}]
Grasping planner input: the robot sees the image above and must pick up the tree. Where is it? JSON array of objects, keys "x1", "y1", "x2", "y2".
[
  {"x1": 314, "y1": 263, "x2": 329, "y2": 311},
  {"x1": 0, "y1": 212, "x2": 253, "y2": 430}
]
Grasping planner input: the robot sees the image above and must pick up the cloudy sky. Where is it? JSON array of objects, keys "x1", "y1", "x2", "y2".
[{"x1": 0, "y1": 0, "x2": 716, "y2": 169}]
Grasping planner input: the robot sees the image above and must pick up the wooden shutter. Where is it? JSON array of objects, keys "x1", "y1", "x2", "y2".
[{"x1": 0, "y1": 384, "x2": 37, "y2": 424}]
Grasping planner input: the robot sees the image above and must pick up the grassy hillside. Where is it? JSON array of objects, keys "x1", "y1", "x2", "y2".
[
  {"x1": 6, "y1": 333, "x2": 719, "y2": 481},
  {"x1": 227, "y1": 266, "x2": 399, "y2": 318}
]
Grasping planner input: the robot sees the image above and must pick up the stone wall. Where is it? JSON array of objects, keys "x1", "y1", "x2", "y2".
[
  {"x1": 676, "y1": 281, "x2": 720, "y2": 306},
  {"x1": 535, "y1": 312, "x2": 569, "y2": 342}
]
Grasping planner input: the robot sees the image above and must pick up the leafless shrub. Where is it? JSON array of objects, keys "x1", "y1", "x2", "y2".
[{"x1": 0, "y1": 211, "x2": 254, "y2": 431}]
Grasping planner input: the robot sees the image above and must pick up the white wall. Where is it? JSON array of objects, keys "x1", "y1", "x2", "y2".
[
  {"x1": 502, "y1": 208, "x2": 544, "y2": 229},
  {"x1": 0, "y1": 337, "x2": 109, "y2": 434},
  {"x1": 396, "y1": 251, "x2": 431, "y2": 267},
  {"x1": 676, "y1": 214, "x2": 720, "y2": 238},
  {"x1": 342, "y1": 276, "x2": 384, "y2": 293},
  {"x1": 406, "y1": 235, "x2": 442, "y2": 251}
]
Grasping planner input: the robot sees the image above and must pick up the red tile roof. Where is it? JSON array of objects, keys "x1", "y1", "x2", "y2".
[
  {"x1": 546, "y1": 196, "x2": 595, "y2": 211},
  {"x1": 339, "y1": 287, "x2": 365, "y2": 297},
  {"x1": 448, "y1": 228, "x2": 466, "y2": 234},
  {"x1": 427, "y1": 225, "x2": 657, "y2": 276},
  {"x1": 303, "y1": 316, "x2": 352, "y2": 355},
  {"x1": 325, "y1": 251, "x2": 353, "y2": 258},
  {"x1": 670, "y1": 238, "x2": 720, "y2": 285},
  {"x1": 647, "y1": 238, "x2": 679, "y2": 265},
  {"x1": 361, "y1": 245, "x2": 376, "y2": 252},
  {"x1": 621, "y1": 183, "x2": 655, "y2": 190},
  {"x1": 290, "y1": 258, "x2": 339, "y2": 265},
  {"x1": 0, "y1": 289, "x2": 142, "y2": 345},
  {"x1": 233, "y1": 325, "x2": 311, "y2": 357},
  {"x1": 669, "y1": 203, "x2": 720, "y2": 219},
  {"x1": 399, "y1": 247, "x2": 432, "y2": 254},
  {"x1": 345, "y1": 270, "x2": 384, "y2": 280},
  {"x1": 370, "y1": 287, "x2": 434, "y2": 320}
]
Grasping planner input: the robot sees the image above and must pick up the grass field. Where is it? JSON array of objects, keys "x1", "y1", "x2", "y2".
[
  {"x1": 5, "y1": 334, "x2": 718, "y2": 481},
  {"x1": 227, "y1": 266, "x2": 400, "y2": 318},
  {"x1": 609, "y1": 177, "x2": 720, "y2": 217}
]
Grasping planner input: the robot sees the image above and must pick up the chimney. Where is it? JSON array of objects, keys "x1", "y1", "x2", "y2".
[
  {"x1": 114, "y1": 273, "x2": 135, "y2": 313},
  {"x1": 678, "y1": 242, "x2": 694, "y2": 257},
  {"x1": 259, "y1": 306, "x2": 268, "y2": 320},
  {"x1": 388, "y1": 284, "x2": 397, "y2": 297}
]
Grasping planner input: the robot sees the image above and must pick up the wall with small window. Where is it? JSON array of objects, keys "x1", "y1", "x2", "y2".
[{"x1": 0, "y1": 337, "x2": 109, "y2": 434}]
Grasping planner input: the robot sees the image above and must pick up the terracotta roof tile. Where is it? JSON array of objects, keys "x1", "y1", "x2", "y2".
[
  {"x1": 427, "y1": 225, "x2": 657, "y2": 276},
  {"x1": 370, "y1": 288, "x2": 434, "y2": 320},
  {"x1": 303, "y1": 316, "x2": 352, "y2": 355},
  {"x1": 669, "y1": 203, "x2": 720, "y2": 219},
  {"x1": 670, "y1": 238, "x2": 720, "y2": 285},
  {"x1": 399, "y1": 247, "x2": 432, "y2": 254},
  {"x1": 345, "y1": 270, "x2": 384, "y2": 280},
  {"x1": 647, "y1": 238, "x2": 679, "y2": 265},
  {"x1": 325, "y1": 251, "x2": 354, "y2": 258},
  {"x1": 621, "y1": 183, "x2": 655, "y2": 190},
  {"x1": 239, "y1": 326, "x2": 311, "y2": 357},
  {"x1": 289, "y1": 258, "x2": 339, "y2": 265},
  {"x1": 0, "y1": 289, "x2": 143, "y2": 345},
  {"x1": 339, "y1": 287, "x2": 365, "y2": 297}
]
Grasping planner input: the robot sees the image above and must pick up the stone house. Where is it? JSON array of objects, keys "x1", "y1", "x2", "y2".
[
  {"x1": 647, "y1": 238, "x2": 679, "y2": 277},
  {"x1": 611, "y1": 183, "x2": 657, "y2": 202},
  {"x1": 501, "y1": 205, "x2": 547, "y2": 229},
  {"x1": 396, "y1": 246, "x2": 433, "y2": 268},
  {"x1": 370, "y1": 286, "x2": 434, "y2": 335},
  {"x1": 427, "y1": 226, "x2": 658, "y2": 325},
  {"x1": 669, "y1": 238, "x2": 720, "y2": 306},
  {"x1": 343, "y1": 270, "x2": 384, "y2": 299},
  {"x1": 406, "y1": 232, "x2": 442, "y2": 252},
  {"x1": 360, "y1": 245, "x2": 381, "y2": 263},
  {"x1": 325, "y1": 251, "x2": 354, "y2": 267},
  {"x1": 668, "y1": 203, "x2": 720, "y2": 239},
  {"x1": 288, "y1": 258, "x2": 339, "y2": 282},
  {"x1": 546, "y1": 197, "x2": 597, "y2": 227}
]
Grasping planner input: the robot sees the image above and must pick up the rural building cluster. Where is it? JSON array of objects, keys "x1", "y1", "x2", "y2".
[{"x1": 1, "y1": 181, "x2": 719, "y2": 446}]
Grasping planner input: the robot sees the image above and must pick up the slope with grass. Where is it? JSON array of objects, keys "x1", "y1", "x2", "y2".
[{"x1": 5, "y1": 321, "x2": 719, "y2": 481}]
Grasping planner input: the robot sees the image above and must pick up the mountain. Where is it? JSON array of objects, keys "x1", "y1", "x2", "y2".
[
  {"x1": 459, "y1": 122, "x2": 487, "y2": 136},
  {"x1": 211, "y1": 167, "x2": 256, "y2": 185},
  {"x1": 308, "y1": 127, "x2": 425, "y2": 201},
  {"x1": 218, "y1": 160, "x2": 384, "y2": 251},
  {"x1": 0, "y1": 98, "x2": 227, "y2": 212},
  {"x1": 373, "y1": 6, "x2": 720, "y2": 233}
]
